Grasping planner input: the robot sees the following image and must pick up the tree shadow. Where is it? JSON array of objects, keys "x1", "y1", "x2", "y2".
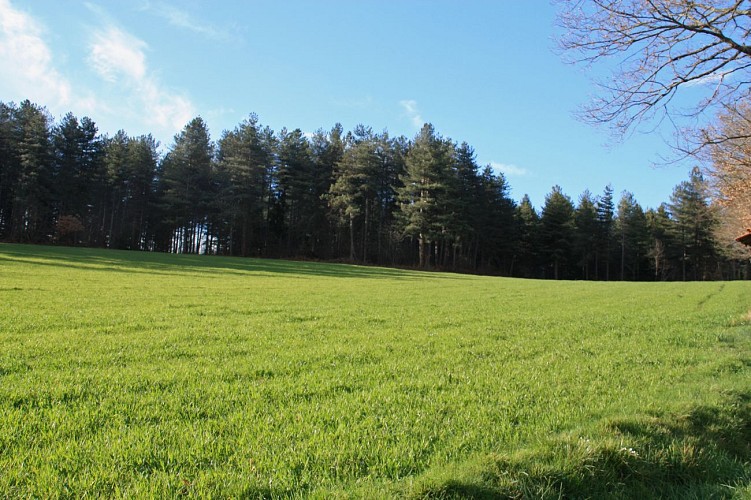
[
  {"x1": 411, "y1": 392, "x2": 751, "y2": 499},
  {"x1": 0, "y1": 243, "x2": 467, "y2": 281}
]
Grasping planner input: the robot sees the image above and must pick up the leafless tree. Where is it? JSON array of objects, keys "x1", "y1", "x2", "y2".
[
  {"x1": 702, "y1": 101, "x2": 751, "y2": 245},
  {"x1": 556, "y1": 0, "x2": 751, "y2": 144}
]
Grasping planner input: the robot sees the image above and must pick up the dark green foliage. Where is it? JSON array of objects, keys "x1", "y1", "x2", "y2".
[
  {"x1": 52, "y1": 112, "x2": 105, "y2": 246},
  {"x1": 647, "y1": 204, "x2": 679, "y2": 280},
  {"x1": 0, "y1": 99, "x2": 745, "y2": 280},
  {"x1": 328, "y1": 126, "x2": 381, "y2": 262},
  {"x1": 0, "y1": 102, "x2": 19, "y2": 239},
  {"x1": 215, "y1": 114, "x2": 274, "y2": 257},
  {"x1": 574, "y1": 190, "x2": 598, "y2": 279},
  {"x1": 514, "y1": 194, "x2": 542, "y2": 278},
  {"x1": 541, "y1": 185, "x2": 575, "y2": 279},
  {"x1": 669, "y1": 168, "x2": 718, "y2": 281},
  {"x1": 275, "y1": 128, "x2": 320, "y2": 256},
  {"x1": 475, "y1": 165, "x2": 516, "y2": 273},
  {"x1": 596, "y1": 184, "x2": 616, "y2": 280},
  {"x1": 102, "y1": 133, "x2": 160, "y2": 250},
  {"x1": 397, "y1": 124, "x2": 455, "y2": 268},
  {"x1": 160, "y1": 117, "x2": 214, "y2": 254},
  {"x1": 12, "y1": 100, "x2": 55, "y2": 243},
  {"x1": 616, "y1": 191, "x2": 650, "y2": 280}
]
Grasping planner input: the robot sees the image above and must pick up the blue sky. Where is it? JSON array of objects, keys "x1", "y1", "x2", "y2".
[{"x1": 0, "y1": 0, "x2": 698, "y2": 210}]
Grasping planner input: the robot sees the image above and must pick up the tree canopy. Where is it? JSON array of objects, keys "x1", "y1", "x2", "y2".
[{"x1": 0, "y1": 98, "x2": 747, "y2": 280}]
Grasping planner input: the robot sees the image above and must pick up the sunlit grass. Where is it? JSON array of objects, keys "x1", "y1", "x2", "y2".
[{"x1": 0, "y1": 244, "x2": 749, "y2": 497}]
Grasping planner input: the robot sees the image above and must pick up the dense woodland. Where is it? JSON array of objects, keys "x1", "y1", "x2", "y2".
[{"x1": 0, "y1": 99, "x2": 747, "y2": 280}]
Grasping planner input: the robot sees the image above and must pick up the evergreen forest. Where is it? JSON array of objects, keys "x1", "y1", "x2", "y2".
[{"x1": 0, "y1": 99, "x2": 746, "y2": 280}]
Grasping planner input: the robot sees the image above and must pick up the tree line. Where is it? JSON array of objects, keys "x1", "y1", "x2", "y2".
[{"x1": 0, "y1": 99, "x2": 746, "y2": 280}]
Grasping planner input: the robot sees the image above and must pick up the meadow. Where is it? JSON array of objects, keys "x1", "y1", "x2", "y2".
[{"x1": 0, "y1": 243, "x2": 749, "y2": 498}]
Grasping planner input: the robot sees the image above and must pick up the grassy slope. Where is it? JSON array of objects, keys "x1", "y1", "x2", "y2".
[{"x1": 0, "y1": 244, "x2": 749, "y2": 498}]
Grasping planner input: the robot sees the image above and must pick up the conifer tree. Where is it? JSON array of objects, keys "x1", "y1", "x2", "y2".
[
  {"x1": 595, "y1": 184, "x2": 615, "y2": 279},
  {"x1": 574, "y1": 190, "x2": 598, "y2": 279},
  {"x1": 616, "y1": 191, "x2": 649, "y2": 280},
  {"x1": 515, "y1": 194, "x2": 541, "y2": 278},
  {"x1": 0, "y1": 102, "x2": 18, "y2": 239},
  {"x1": 541, "y1": 185, "x2": 575, "y2": 279},
  {"x1": 646, "y1": 204, "x2": 677, "y2": 280},
  {"x1": 52, "y1": 113, "x2": 104, "y2": 245},
  {"x1": 397, "y1": 124, "x2": 453, "y2": 268},
  {"x1": 275, "y1": 128, "x2": 317, "y2": 256},
  {"x1": 12, "y1": 100, "x2": 54, "y2": 243},
  {"x1": 669, "y1": 168, "x2": 717, "y2": 280},
  {"x1": 161, "y1": 117, "x2": 215, "y2": 253},
  {"x1": 216, "y1": 114, "x2": 273, "y2": 256},
  {"x1": 328, "y1": 128, "x2": 380, "y2": 261}
]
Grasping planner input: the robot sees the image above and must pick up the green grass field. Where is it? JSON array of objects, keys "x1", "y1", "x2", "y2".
[{"x1": 0, "y1": 244, "x2": 750, "y2": 498}]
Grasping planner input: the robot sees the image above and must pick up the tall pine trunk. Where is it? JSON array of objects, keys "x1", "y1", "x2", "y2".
[{"x1": 349, "y1": 213, "x2": 356, "y2": 261}]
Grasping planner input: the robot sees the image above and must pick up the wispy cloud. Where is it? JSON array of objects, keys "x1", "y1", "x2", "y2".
[
  {"x1": 88, "y1": 23, "x2": 194, "y2": 133},
  {"x1": 399, "y1": 99, "x2": 424, "y2": 128},
  {"x1": 682, "y1": 72, "x2": 729, "y2": 87},
  {"x1": 0, "y1": 0, "x2": 73, "y2": 108},
  {"x1": 89, "y1": 27, "x2": 147, "y2": 82},
  {"x1": 142, "y1": 1, "x2": 234, "y2": 42},
  {"x1": 490, "y1": 161, "x2": 529, "y2": 177}
]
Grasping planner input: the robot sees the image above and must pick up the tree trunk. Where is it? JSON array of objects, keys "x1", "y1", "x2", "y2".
[
  {"x1": 363, "y1": 199, "x2": 369, "y2": 263},
  {"x1": 349, "y1": 213, "x2": 356, "y2": 261},
  {"x1": 620, "y1": 230, "x2": 625, "y2": 281},
  {"x1": 554, "y1": 257, "x2": 559, "y2": 280},
  {"x1": 418, "y1": 234, "x2": 426, "y2": 268}
]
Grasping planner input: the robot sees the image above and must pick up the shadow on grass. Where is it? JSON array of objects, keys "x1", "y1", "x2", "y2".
[
  {"x1": 0, "y1": 243, "x2": 464, "y2": 281},
  {"x1": 409, "y1": 392, "x2": 751, "y2": 499}
]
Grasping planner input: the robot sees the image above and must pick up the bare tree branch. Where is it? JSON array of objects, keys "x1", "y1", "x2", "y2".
[{"x1": 556, "y1": 0, "x2": 751, "y2": 140}]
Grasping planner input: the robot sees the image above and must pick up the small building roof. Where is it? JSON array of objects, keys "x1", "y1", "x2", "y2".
[{"x1": 736, "y1": 230, "x2": 751, "y2": 247}]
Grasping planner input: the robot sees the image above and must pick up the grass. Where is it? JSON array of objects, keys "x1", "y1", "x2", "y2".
[{"x1": 0, "y1": 243, "x2": 749, "y2": 498}]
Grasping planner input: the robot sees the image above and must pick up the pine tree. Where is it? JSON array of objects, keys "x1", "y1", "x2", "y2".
[
  {"x1": 124, "y1": 135, "x2": 159, "y2": 249},
  {"x1": 515, "y1": 194, "x2": 541, "y2": 278},
  {"x1": 328, "y1": 128, "x2": 381, "y2": 261},
  {"x1": 161, "y1": 117, "x2": 215, "y2": 253},
  {"x1": 102, "y1": 130, "x2": 129, "y2": 247},
  {"x1": 476, "y1": 166, "x2": 516, "y2": 273},
  {"x1": 372, "y1": 132, "x2": 405, "y2": 264},
  {"x1": 0, "y1": 102, "x2": 19, "y2": 239},
  {"x1": 574, "y1": 190, "x2": 598, "y2": 279},
  {"x1": 52, "y1": 113, "x2": 104, "y2": 245},
  {"x1": 11, "y1": 100, "x2": 54, "y2": 243},
  {"x1": 451, "y1": 142, "x2": 482, "y2": 268},
  {"x1": 616, "y1": 191, "x2": 649, "y2": 280},
  {"x1": 216, "y1": 114, "x2": 273, "y2": 256},
  {"x1": 595, "y1": 184, "x2": 615, "y2": 280},
  {"x1": 541, "y1": 185, "x2": 575, "y2": 279},
  {"x1": 275, "y1": 128, "x2": 317, "y2": 256},
  {"x1": 669, "y1": 168, "x2": 717, "y2": 280},
  {"x1": 646, "y1": 204, "x2": 677, "y2": 280},
  {"x1": 397, "y1": 124, "x2": 454, "y2": 268}
]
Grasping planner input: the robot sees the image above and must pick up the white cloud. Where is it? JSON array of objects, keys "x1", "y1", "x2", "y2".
[
  {"x1": 490, "y1": 161, "x2": 529, "y2": 177},
  {"x1": 89, "y1": 27, "x2": 146, "y2": 82},
  {"x1": 88, "y1": 24, "x2": 194, "y2": 133},
  {"x1": 0, "y1": 0, "x2": 192, "y2": 142},
  {"x1": 399, "y1": 99, "x2": 424, "y2": 128},
  {"x1": 0, "y1": 0, "x2": 72, "y2": 108},
  {"x1": 142, "y1": 2, "x2": 233, "y2": 42},
  {"x1": 682, "y1": 72, "x2": 729, "y2": 87}
]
